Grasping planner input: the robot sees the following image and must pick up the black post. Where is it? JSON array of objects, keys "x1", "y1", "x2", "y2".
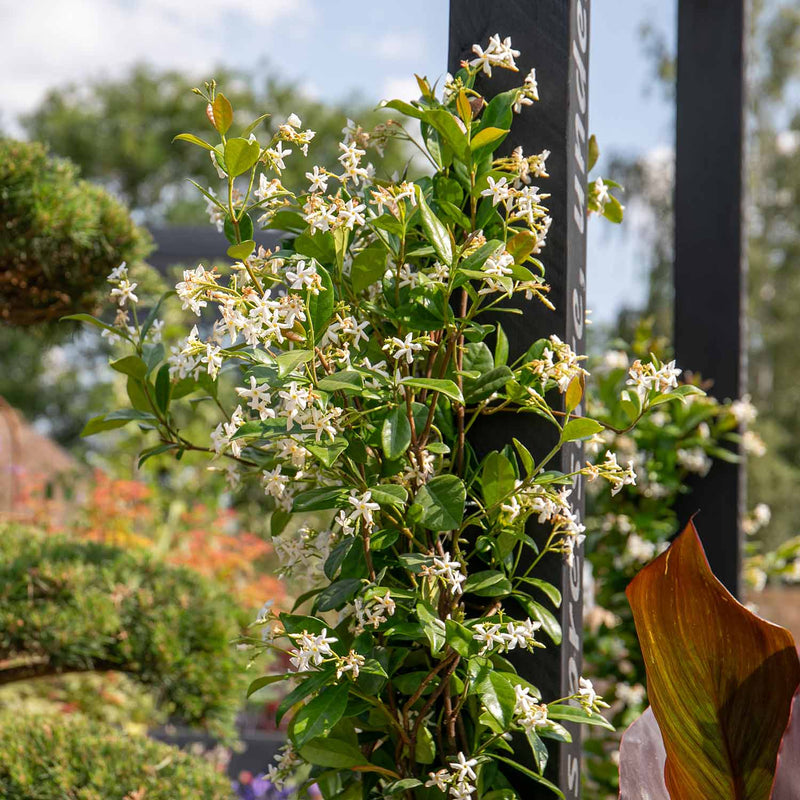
[
  {"x1": 674, "y1": 0, "x2": 746, "y2": 597},
  {"x1": 449, "y1": 2, "x2": 589, "y2": 796}
]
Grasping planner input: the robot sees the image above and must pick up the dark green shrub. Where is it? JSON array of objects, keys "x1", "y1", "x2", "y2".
[
  {"x1": 0, "y1": 525, "x2": 249, "y2": 738},
  {"x1": 0, "y1": 712, "x2": 233, "y2": 799},
  {"x1": 0, "y1": 139, "x2": 150, "y2": 325}
]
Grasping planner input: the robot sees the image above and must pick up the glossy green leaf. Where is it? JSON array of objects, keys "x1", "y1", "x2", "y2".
[
  {"x1": 61, "y1": 313, "x2": 124, "y2": 338},
  {"x1": 317, "y1": 370, "x2": 363, "y2": 393},
  {"x1": 209, "y1": 93, "x2": 233, "y2": 134},
  {"x1": 414, "y1": 474, "x2": 466, "y2": 531},
  {"x1": 470, "y1": 126, "x2": 508, "y2": 152},
  {"x1": 381, "y1": 407, "x2": 412, "y2": 460},
  {"x1": 423, "y1": 108, "x2": 471, "y2": 162},
  {"x1": 625, "y1": 521, "x2": 800, "y2": 800},
  {"x1": 290, "y1": 682, "x2": 350, "y2": 748},
  {"x1": 463, "y1": 570, "x2": 512, "y2": 597},
  {"x1": 560, "y1": 417, "x2": 603, "y2": 442},
  {"x1": 224, "y1": 137, "x2": 260, "y2": 176},
  {"x1": 300, "y1": 738, "x2": 370, "y2": 769},
  {"x1": 276, "y1": 349, "x2": 314, "y2": 378},
  {"x1": 481, "y1": 451, "x2": 516, "y2": 508},
  {"x1": 109, "y1": 355, "x2": 147, "y2": 380},
  {"x1": 415, "y1": 186, "x2": 453, "y2": 265},
  {"x1": 308, "y1": 263, "x2": 335, "y2": 340},
  {"x1": 400, "y1": 376, "x2": 462, "y2": 403},
  {"x1": 173, "y1": 132, "x2": 214, "y2": 151},
  {"x1": 416, "y1": 602, "x2": 446, "y2": 655},
  {"x1": 227, "y1": 239, "x2": 255, "y2": 260}
]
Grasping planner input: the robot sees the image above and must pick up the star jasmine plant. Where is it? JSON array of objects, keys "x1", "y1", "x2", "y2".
[{"x1": 70, "y1": 34, "x2": 698, "y2": 799}]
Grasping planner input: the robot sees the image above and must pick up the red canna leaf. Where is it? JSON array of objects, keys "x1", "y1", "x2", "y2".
[{"x1": 625, "y1": 521, "x2": 800, "y2": 800}]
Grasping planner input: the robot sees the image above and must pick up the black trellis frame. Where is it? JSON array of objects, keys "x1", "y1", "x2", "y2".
[
  {"x1": 449, "y1": 1, "x2": 590, "y2": 795},
  {"x1": 673, "y1": 0, "x2": 746, "y2": 598}
]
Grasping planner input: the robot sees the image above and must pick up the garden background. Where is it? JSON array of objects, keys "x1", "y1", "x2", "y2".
[{"x1": 4, "y1": 1, "x2": 800, "y2": 798}]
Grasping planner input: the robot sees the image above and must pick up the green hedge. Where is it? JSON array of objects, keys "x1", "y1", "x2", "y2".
[
  {"x1": 0, "y1": 525, "x2": 249, "y2": 738},
  {"x1": 0, "y1": 139, "x2": 150, "y2": 325},
  {"x1": 0, "y1": 712, "x2": 233, "y2": 799}
]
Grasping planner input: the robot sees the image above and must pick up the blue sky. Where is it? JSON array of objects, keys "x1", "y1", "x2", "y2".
[{"x1": 5, "y1": 0, "x2": 677, "y2": 323}]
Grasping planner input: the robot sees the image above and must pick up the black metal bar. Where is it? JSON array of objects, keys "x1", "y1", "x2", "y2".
[
  {"x1": 673, "y1": 0, "x2": 746, "y2": 597},
  {"x1": 448, "y1": 2, "x2": 589, "y2": 796}
]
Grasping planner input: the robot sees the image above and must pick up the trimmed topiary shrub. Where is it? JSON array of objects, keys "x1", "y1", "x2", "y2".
[
  {"x1": 0, "y1": 139, "x2": 150, "y2": 325},
  {"x1": 0, "y1": 712, "x2": 234, "y2": 799},
  {"x1": 0, "y1": 524, "x2": 249, "y2": 738}
]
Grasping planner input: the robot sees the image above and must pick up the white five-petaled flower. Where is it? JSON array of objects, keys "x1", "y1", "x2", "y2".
[
  {"x1": 382, "y1": 332, "x2": 424, "y2": 365},
  {"x1": 110, "y1": 279, "x2": 138, "y2": 307},
  {"x1": 348, "y1": 490, "x2": 380, "y2": 527},
  {"x1": 305, "y1": 165, "x2": 329, "y2": 193},
  {"x1": 285, "y1": 260, "x2": 319, "y2": 292},
  {"x1": 449, "y1": 752, "x2": 478, "y2": 784}
]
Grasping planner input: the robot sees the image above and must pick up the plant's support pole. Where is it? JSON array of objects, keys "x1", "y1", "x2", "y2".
[
  {"x1": 673, "y1": 0, "x2": 746, "y2": 598},
  {"x1": 449, "y1": 2, "x2": 589, "y2": 795}
]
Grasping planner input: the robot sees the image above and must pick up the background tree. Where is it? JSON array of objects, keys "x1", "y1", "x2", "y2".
[
  {"x1": 23, "y1": 65, "x2": 410, "y2": 224},
  {"x1": 597, "y1": 0, "x2": 800, "y2": 552}
]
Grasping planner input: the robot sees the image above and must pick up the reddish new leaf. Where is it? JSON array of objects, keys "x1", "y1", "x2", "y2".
[
  {"x1": 618, "y1": 708, "x2": 669, "y2": 800},
  {"x1": 626, "y1": 521, "x2": 800, "y2": 800},
  {"x1": 771, "y1": 685, "x2": 800, "y2": 798}
]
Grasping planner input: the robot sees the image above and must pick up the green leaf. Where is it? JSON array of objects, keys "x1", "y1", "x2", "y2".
[
  {"x1": 276, "y1": 349, "x2": 314, "y2": 378},
  {"x1": 446, "y1": 619, "x2": 476, "y2": 658},
  {"x1": 294, "y1": 231, "x2": 335, "y2": 263},
  {"x1": 479, "y1": 90, "x2": 518, "y2": 133},
  {"x1": 381, "y1": 408, "x2": 412, "y2": 460},
  {"x1": 383, "y1": 779, "x2": 424, "y2": 795},
  {"x1": 481, "y1": 451, "x2": 516, "y2": 509},
  {"x1": 464, "y1": 366, "x2": 513, "y2": 405},
  {"x1": 414, "y1": 475, "x2": 466, "y2": 531},
  {"x1": 276, "y1": 668, "x2": 334, "y2": 725},
  {"x1": 380, "y1": 99, "x2": 424, "y2": 120},
  {"x1": 224, "y1": 211, "x2": 254, "y2": 244},
  {"x1": 518, "y1": 577, "x2": 561, "y2": 608},
  {"x1": 492, "y1": 755, "x2": 564, "y2": 799},
  {"x1": 61, "y1": 313, "x2": 124, "y2": 338},
  {"x1": 512, "y1": 438, "x2": 535, "y2": 476},
  {"x1": 306, "y1": 437, "x2": 349, "y2": 468},
  {"x1": 603, "y1": 194, "x2": 624, "y2": 224},
  {"x1": 137, "y1": 443, "x2": 178, "y2": 469},
  {"x1": 241, "y1": 112, "x2": 271, "y2": 139},
  {"x1": 317, "y1": 370, "x2": 363, "y2": 393},
  {"x1": 416, "y1": 602, "x2": 446, "y2": 655},
  {"x1": 526, "y1": 730, "x2": 549, "y2": 774},
  {"x1": 368, "y1": 484, "x2": 408, "y2": 508},
  {"x1": 109, "y1": 355, "x2": 147, "y2": 380},
  {"x1": 290, "y1": 682, "x2": 350, "y2": 749},
  {"x1": 517, "y1": 596, "x2": 562, "y2": 645},
  {"x1": 224, "y1": 137, "x2": 260, "y2": 176},
  {"x1": 547, "y1": 703, "x2": 614, "y2": 731},
  {"x1": 624, "y1": 522, "x2": 800, "y2": 799},
  {"x1": 415, "y1": 186, "x2": 453, "y2": 265},
  {"x1": 588, "y1": 134, "x2": 600, "y2": 171},
  {"x1": 210, "y1": 93, "x2": 233, "y2": 134},
  {"x1": 463, "y1": 570, "x2": 512, "y2": 597},
  {"x1": 495, "y1": 323, "x2": 509, "y2": 366},
  {"x1": 300, "y1": 738, "x2": 370, "y2": 769},
  {"x1": 470, "y1": 126, "x2": 509, "y2": 152},
  {"x1": 292, "y1": 486, "x2": 349, "y2": 512},
  {"x1": 471, "y1": 662, "x2": 516, "y2": 728},
  {"x1": 350, "y1": 246, "x2": 387, "y2": 293},
  {"x1": 400, "y1": 377, "x2": 462, "y2": 403},
  {"x1": 227, "y1": 239, "x2": 256, "y2": 260},
  {"x1": 423, "y1": 108, "x2": 471, "y2": 162},
  {"x1": 172, "y1": 132, "x2": 215, "y2": 151},
  {"x1": 247, "y1": 673, "x2": 293, "y2": 698},
  {"x1": 154, "y1": 364, "x2": 171, "y2": 414},
  {"x1": 415, "y1": 726, "x2": 436, "y2": 764},
  {"x1": 308, "y1": 263, "x2": 335, "y2": 340},
  {"x1": 560, "y1": 417, "x2": 604, "y2": 442},
  {"x1": 315, "y1": 579, "x2": 362, "y2": 612},
  {"x1": 82, "y1": 409, "x2": 157, "y2": 437}
]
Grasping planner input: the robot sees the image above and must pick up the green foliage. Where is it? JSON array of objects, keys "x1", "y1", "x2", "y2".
[
  {"x1": 0, "y1": 139, "x2": 150, "y2": 325},
  {"x1": 73, "y1": 43, "x2": 688, "y2": 797},
  {"x1": 0, "y1": 524, "x2": 249, "y2": 739},
  {"x1": 0, "y1": 712, "x2": 233, "y2": 799}
]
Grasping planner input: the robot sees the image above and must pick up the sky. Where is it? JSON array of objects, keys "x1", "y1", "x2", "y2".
[{"x1": 3, "y1": 0, "x2": 677, "y2": 324}]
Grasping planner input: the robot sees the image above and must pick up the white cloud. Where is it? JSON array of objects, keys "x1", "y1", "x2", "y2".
[
  {"x1": 380, "y1": 75, "x2": 420, "y2": 104},
  {"x1": 3, "y1": 0, "x2": 309, "y2": 131}
]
